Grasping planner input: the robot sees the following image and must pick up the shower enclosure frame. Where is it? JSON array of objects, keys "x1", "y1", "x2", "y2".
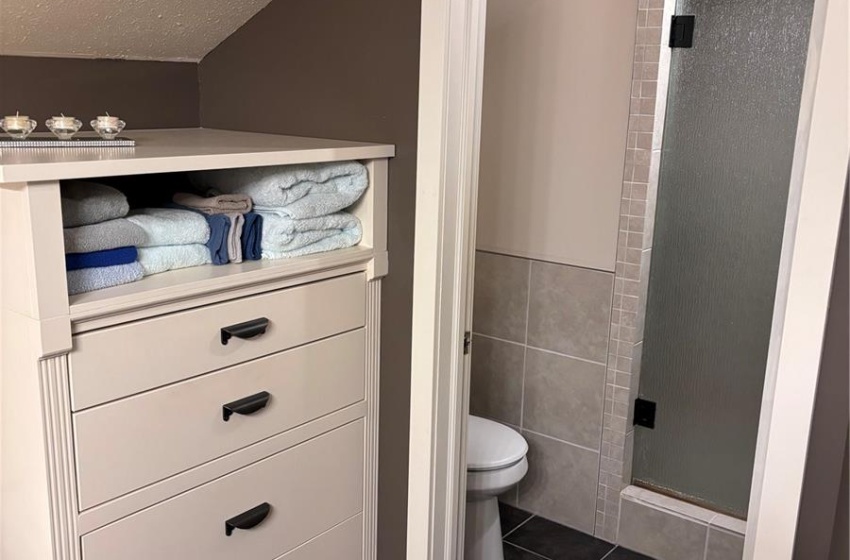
[{"x1": 406, "y1": 0, "x2": 848, "y2": 559}]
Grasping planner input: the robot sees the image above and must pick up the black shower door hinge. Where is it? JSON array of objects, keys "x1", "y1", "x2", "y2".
[
  {"x1": 634, "y1": 398, "x2": 657, "y2": 429},
  {"x1": 463, "y1": 331, "x2": 472, "y2": 355},
  {"x1": 669, "y1": 15, "x2": 695, "y2": 48}
]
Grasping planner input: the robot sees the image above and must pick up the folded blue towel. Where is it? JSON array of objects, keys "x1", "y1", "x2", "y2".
[
  {"x1": 65, "y1": 246, "x2": 138, "y2": 271},
  {"x1": 190, "y1": 162, "x2": 368, "y2": 219},
  {"x1": 205, "y1": 214, "x2": 231, "y2": 265},
  {"x1": 67, "y1": 262, "x2": 145, "y2": 295},
  {"x1": 242, "y1": 212, "x2": 263, "y2": 261}
]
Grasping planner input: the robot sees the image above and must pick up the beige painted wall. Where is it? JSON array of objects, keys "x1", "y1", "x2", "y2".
[{"x1": 477, "y1": 0, "x2": 637, "y2": 272}]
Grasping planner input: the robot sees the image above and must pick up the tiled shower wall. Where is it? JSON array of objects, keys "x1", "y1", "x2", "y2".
[
  {"x1": 596, "y1": 0, "x2": 675, "y2": 542},
  {"x1": 470, "y1": 251, "x2": 615, "y2": 534}
]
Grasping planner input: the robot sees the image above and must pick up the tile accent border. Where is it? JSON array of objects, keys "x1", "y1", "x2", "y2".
[
  {"x1": 594, "y1": 0, "x2": 677, "y2": 542},
  {"x1": 617, "y1": 486, "x2": 745, "y2": 560}
]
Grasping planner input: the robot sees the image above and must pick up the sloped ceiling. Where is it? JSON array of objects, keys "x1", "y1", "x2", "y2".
[{"x1": 0, "y1": 0, "x2": 274, "y2": 62}]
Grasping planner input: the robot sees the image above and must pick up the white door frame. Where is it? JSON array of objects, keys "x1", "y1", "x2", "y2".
[
  {"x1": 407, "y1": 0, "x2": 848, "y2": 558},
  {"x1": 406, "y1": 0, "x2": 487, "y2": 557},
  {"x1": 745, "y1": 0, "x2": 849, "y2": 556}
]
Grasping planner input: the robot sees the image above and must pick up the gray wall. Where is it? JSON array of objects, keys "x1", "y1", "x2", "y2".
[
  {"x1": 198, "y1": 1, "x2": 420, "y2": 557},
  {"x1": 0, "y1": 56, "x2": 199, "y2": 128},
  {"x1": 829, "y1": 439, "x2": 849, "y2": 560},
  {"x1": 794, "y1": 185, "x2": 849, "y2": 560},
  {"x1": 471, "y1": 251, "x2": 615, "y2": 534}
]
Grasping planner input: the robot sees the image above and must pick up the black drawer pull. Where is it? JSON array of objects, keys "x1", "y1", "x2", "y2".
[
  {"x1": 225, "y1": 502, "x2": 271, "y2": 536},
  {"x1": 220, "y1": 317, "x2": 270, "y2": 345},
  {"x1": 223, "y1": 391, "x2": 271, "y2": 422}
]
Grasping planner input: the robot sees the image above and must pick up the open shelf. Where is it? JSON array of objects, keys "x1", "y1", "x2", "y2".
[
  {"x1": 1, "y1": 127, "x2": 389, "y2": 331},
  {"x1": 69, "y1": 246, "x2": 375, "y2": 327}
]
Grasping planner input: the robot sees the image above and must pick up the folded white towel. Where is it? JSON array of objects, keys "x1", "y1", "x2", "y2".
[
  {"x1": 257, "y1": 209, "x2": 362, "y2": 259},
  {"x1": 226, "y1": 213, "x2": 244, "y2": 264},
  {"x1": 190, "y1": 161, "x2": 368, "y2": 219},
  {"x1": 64, "y1": 218, "x2": 146, "y2": 254},
  {"x1": 137, "y1": 245, "x2": 212, "y2": 276},
  {"x1": 61, "y1": 181, "x2": 129, "y2": 227},
  {"x1": 126, "y1": 208, "x2": 210, "y2": 247}
]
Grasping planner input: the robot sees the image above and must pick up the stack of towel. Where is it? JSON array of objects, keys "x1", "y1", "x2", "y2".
[
  {"x1": 62, "y1": 182, "x2": 146, "y2": 295},
  {"x1": 171, "y1": 192, "x2": 260, "y2": 264},
  {"x1": 189, "y1": 161, "x2": 366, "y2": 259},
  {"x1": 126, "y1": 208, "x2": 212, "y2": 276},
  {"x1": 60, "y1": 162, "x2": 368, "y2": 293}
]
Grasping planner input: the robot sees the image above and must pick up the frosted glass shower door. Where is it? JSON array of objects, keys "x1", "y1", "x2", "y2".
[{"x1": 632, "y1": 0, "x2": 814, "y2": 517}]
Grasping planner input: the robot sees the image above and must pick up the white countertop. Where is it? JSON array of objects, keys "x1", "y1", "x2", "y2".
[{"x1": 0, "y1": 128, "x2": 395, "y2": 183}]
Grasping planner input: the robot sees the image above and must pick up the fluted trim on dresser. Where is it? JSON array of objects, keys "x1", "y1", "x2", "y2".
[
  {"x1": 363, "y1": 279, "x2": 382, "y2": 559},
  {"x1": 39, "y1": 356, "x2": 81, "y2": 560}
]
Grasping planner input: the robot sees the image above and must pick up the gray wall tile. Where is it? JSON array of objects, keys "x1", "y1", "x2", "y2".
[
  {"x1": 518, "y1": 431, "x2": 600, "y2": 533},
  {"x1": 473, "y1": 252, "x2": 531, "y2": 342},
  {"x1": 527, "y1": 262, "x2": 614, "y2": 362},
  {"x1": 523, "y1": 348, "x2": 605, "y2": 449},
  {"x1": 706, "y1": 527, "x2": 744, "y2": 560},
  {"x1": 618, "y1": 498, "x2": 708, "y2": 560},
  {"x1": 469, "y1": 335, "x2": 525, "y2": 426}
]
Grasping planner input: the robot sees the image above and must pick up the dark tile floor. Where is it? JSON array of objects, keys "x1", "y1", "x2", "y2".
[{"x1": 500, "y1": 503, "x2": 654, "y2": 560}]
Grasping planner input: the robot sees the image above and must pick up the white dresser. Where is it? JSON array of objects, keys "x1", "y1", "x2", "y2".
[{"x1": 0, "y1": 128, "x2": 393, "y2": 560}]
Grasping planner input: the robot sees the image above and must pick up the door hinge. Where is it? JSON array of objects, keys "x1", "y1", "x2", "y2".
[
  {"x1": 634, "y1": 398, "x2": 657, "y2": 429},
  {"x1": 669, "y1": 15, "x2": 695, "y2": 48},
  {"x1": 463, "y1": 332, "x2": 472, "y2": 355}
]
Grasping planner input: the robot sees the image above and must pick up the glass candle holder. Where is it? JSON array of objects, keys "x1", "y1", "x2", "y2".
[
  {"x1": 91, "y1": 115, "x2": 125, "y2": 140},
  {"x1": 1, "y1": 115, "x2": 38, "y2": 139},
  {"x1": 46, "y1": 116, "x2": 83, "y2": 140}
]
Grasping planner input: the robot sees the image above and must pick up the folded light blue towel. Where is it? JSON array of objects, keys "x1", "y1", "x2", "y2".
[
  {"x1": 65, "y1": 247, "x2": 138, "y2": 271},
  {"x1": 64, "y1": 218, "x2": 146, "y2": 254},
  {"x1": 137, "y1": 245, "x2": 212, "y2": 276},
  {"x1": 67, "y1": 262, "x2": 144, "y2": 295},
  {"x1": 168, "y1": 203, "x2": 231, "y2": 265},
  {"x1": 126, "y1": 208, "x2": 210, "y2": 247},
  {"x1": 61, "y1": 181, "x2": 129, "y2": 227},
  {"x1": 257, "y1": 210, "x2": 362, "y2": 259},
  {"x1": 242, "y1": 212, "x2": 263, "y2": 261},
  {"x1": 190, "y1": 161, "x2": 368, "y2": 219}
]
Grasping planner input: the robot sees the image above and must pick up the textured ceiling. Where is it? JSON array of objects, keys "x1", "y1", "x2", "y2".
[{"x1": 0, "y1": 0, "x2": 273, "y2": 62}]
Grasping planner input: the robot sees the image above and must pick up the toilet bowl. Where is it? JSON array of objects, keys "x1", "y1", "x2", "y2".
[{"x1": 465, "y1": 415, "x2": 529, "y2": 560}]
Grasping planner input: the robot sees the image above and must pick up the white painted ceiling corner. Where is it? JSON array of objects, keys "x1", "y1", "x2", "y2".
[{"x1": 0, "y1": 0, "x2": 273, "y2": 62}]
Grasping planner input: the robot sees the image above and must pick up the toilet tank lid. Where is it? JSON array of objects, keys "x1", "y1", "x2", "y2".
[{"x1": 466, "y1": 415, "x2": 528, "y2": 471}]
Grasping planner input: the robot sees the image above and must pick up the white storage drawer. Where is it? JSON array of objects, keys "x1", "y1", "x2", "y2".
[
  {"x1": 69, "y1": 273, "x2": 366, "y2": 410},
  {"x1": 275, "y1": 514, "x2": 362, "y2": 560},
  {"x1": 74, "y1": 329, "x2": 366, "y2": 510},
  {"x1": 82, "y1": 420, "x2": 364, "y2": 560}
]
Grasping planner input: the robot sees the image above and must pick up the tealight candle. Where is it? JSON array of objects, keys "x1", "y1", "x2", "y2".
[
  {"x1": 46, "y1": 114, "x2": 82, "y2": 140},
  {"x1": 1, "y1": 112, "x2": 37, "y2": 139},
  {"x1": 3, "y1": 113, "x2": 31, "y2": 132},
  {"x1": 50, "y1": 115, "x2": 76, "y2": 129},
  {"x1": 91, "y1": 113, "x2": 126, "y2": 140},
  {"x1": 96, "y1": 114, "x2": 120, "y2": 127}
]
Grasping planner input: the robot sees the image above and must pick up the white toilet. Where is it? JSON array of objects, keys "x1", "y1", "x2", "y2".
[{"x1": 465, "y1": 415, "x2": 529, "y2": 560}]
